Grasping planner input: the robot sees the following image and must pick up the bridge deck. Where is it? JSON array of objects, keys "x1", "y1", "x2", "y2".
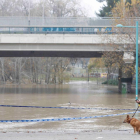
[{"x1": 0, "y1": 34, "x2": 129, "y2": 57}]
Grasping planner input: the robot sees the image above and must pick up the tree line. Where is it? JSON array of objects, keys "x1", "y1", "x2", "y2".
[
  {"x1": 96, "y1": 0, "x2": 140, "y2": 92},
  {"x1": 0, "y1": 57, "x2": 75, "y2": 84}
]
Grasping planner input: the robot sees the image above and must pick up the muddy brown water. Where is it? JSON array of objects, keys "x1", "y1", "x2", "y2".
[{"x1": 0, "y1": 81, "x2": 138, "y2": 132}]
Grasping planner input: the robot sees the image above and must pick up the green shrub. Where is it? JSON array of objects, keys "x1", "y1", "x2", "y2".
[{"x1": 102, "y1": 79, "x2": 118, "y2": 85}]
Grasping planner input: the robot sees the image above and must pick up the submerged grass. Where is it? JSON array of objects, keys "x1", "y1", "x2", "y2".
[{"x1": 70, "y1": 77, "x2": 103, "y2": 81}]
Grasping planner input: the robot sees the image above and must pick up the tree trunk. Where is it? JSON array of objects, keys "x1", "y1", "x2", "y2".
[
  {"x1": 1, "y1": 58, "x2": 5, "y2": 84},
  {"x1": 45, "y1": 58, "x2": 50, "y2": 84},
  {"x1": 118, "y1": 67, "x2": 122, "y2": 93}
]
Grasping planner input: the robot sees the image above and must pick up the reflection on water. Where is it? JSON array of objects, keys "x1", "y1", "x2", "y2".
[{"x1": 0, "y1": 81, "x2": 138, "y2": 132}]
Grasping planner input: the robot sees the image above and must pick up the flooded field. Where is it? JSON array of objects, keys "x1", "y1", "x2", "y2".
[{"x1": 0, "y1": 82, "x2": 138, "y2": 132}]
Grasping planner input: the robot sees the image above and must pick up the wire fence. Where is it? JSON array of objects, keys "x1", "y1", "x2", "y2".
[
  {"x1": 0, "y1": 17, "x2": 140, "y2": 26},
  {"x1": 0, "y1": 17, "x2": 113, "y2": 26}
]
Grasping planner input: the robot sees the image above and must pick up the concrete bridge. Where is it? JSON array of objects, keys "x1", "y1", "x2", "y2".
[
  {"x1": 0, "y1": 34, "x2": 136, "y2": 57},
  {"x1": 0, "y1": 17, "x2": 139, "y2": 57}
]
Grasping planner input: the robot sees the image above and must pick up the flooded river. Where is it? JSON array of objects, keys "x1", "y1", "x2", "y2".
[{"x1": 0, "y1": 82, "x2": 138, "y2": 132}]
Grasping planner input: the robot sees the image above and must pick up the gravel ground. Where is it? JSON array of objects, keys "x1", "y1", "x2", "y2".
[{"x1": 0, "y1": 129, "x2": 140, "y2": 140}]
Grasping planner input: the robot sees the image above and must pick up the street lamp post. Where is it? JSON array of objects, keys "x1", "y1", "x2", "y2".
[
  {"x1": 28, "y1": 0, "x2": 31, "y2": 26},
  {"x1": 116, "y1": 21, "x2": 139, "y2": 100}
]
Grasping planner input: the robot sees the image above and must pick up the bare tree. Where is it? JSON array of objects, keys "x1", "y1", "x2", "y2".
[{"x1": 0, "y1": 0, "x2": 86, "y2": 17}]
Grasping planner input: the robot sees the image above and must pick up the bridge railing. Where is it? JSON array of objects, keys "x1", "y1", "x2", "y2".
[
  {"x1": 0, "y1": 26, "x2": 138, "y2": 34},
  {"x1": 0, "y1": 17, "x2": 140, "y2": 34},
  {"x1": 0, "y1": 26, "x2": 115, "y2": 34}
]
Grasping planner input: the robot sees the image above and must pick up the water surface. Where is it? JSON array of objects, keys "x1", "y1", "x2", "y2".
[{"x1": 0, "y1": 82, "x2": 138, "y2": 132}]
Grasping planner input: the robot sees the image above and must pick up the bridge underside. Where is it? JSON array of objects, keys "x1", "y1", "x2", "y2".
[{"x1": 0, "y1": 51, "x2": 103, "y2": 57}]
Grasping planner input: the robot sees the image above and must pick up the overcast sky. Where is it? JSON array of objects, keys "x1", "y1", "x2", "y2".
[
  {"x1": 34, "y1": 0, "x2": 106, "y2": 17},
  {"x1": 80, "y1": 0, "x2": 107, "y2": 17}
]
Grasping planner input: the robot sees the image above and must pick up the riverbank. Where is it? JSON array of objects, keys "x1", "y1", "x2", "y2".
[
  {"x1": 0, "y1": 129, "x2": 139, "y2": 140},
  {"x1": 0, "y1": 77, "x2": 105, "y2": 85}
]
